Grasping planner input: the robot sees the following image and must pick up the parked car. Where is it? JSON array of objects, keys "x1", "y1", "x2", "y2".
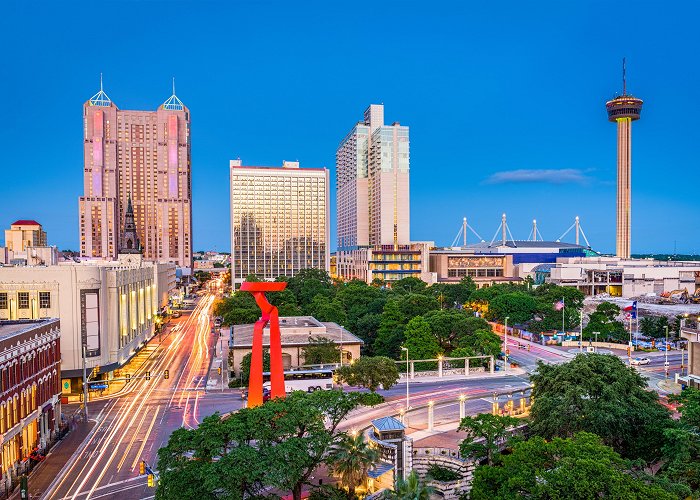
[{"x1": 631, "y1": 357, "x2": 651, "y2": 366}]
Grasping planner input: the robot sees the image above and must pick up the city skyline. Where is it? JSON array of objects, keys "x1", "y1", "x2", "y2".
[{"x1": 4, "y1": 1, "x2": 700, "y2": 254}]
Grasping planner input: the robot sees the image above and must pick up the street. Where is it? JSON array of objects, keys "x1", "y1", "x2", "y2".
[{"x1": 40, "y1": 291, "x2": 244, "y2": 500}]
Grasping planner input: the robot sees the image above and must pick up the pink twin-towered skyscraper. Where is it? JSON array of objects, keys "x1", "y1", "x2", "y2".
[{"x1": 79, "y1": 79, "x2": 192, "y2": 267}]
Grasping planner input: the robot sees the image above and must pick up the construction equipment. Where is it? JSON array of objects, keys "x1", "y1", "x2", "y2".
[
  {"x1": 689, "y1": 287, "x2": 700, "y2": 304},
  {"x1": 659, "y1": 288, "x2": 689, "y2": 304}
]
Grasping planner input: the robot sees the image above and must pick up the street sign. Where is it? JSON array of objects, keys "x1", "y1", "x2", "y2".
[{"x1": 89, "y1": 383, "x2": 108, "y2": 390}]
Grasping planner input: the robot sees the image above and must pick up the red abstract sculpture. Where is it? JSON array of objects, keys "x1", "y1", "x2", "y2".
[{"x1": 240, "y1": 281, "x2": 287, "y2": 407}]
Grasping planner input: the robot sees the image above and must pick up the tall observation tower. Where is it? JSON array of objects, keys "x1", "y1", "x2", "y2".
[{"x1": 606, "y1": 58, "x2": 643, "y2": 259}]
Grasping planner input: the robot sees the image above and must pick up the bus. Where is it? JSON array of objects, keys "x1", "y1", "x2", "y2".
[{"x1": 262, "y1": 369, "x2": 334, "y2": 393}]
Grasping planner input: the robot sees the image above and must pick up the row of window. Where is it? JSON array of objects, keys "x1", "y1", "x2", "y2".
[
  {"x1": 447, "y1": 268, "x2": 504, "y2": 278},
  {"x1": 0, "y1": 292, "x2": 50, "y2": 310}
]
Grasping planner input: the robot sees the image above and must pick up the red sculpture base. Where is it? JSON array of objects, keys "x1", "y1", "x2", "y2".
[{"x1": 240, "y1": 282, "x2": 287, "y2": 407}]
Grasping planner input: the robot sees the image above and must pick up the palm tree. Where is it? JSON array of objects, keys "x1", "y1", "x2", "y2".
[
  {"x1": 383, "y1": 471, "x2": 434, "y2": 500},
  {"x1": 327, "y1": 432, "x2": 379, "y2": 499}
]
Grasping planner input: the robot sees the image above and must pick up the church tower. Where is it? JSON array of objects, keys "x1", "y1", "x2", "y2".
[{"x1": 118, "y1": 194, "x2": 143, "y2": 266}]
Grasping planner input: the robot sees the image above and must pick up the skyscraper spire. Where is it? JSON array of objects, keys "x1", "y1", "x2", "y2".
[
  {"x1": 89, "y1": 73, "x2": 111, "y2": 107},
  {"x1": 162, "y1": 77, "x2": 184, "y2": 110},
  {"x1": 622, "y1": 57, "x2": 626, "y2": 95}
]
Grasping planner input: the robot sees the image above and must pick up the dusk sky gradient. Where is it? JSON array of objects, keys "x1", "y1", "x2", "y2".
[{"x1": 3, "y1": 0, "x2": 699, "y2": 254}]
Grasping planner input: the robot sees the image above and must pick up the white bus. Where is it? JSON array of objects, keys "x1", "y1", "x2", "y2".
[{"x1": 262, "y1": 369, "x2": 334, "y2": 393}]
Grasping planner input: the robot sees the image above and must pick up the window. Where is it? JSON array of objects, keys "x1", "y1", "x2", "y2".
[
  {"x1": 39, "y1": 292, "x2": 50, "y2": 309},
  {"x1": 18, "y1": 292, "x2": 29, "y2": 309},
  {"x1": 0, "y1": 293, "x2": 7, "y2": 309}
]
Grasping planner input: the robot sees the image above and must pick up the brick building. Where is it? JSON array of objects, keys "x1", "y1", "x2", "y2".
[{"x1": 0, "y1": 319, "x2": 61, "y2": 482}]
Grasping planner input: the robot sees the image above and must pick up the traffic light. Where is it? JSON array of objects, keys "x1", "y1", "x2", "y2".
[
  {"x1": 527, "y1": 345, "x2": 531, "y2": 351},
  {"x1": 139, "y1": 461, "x2": 145, "y2": 475},
  {"x1": 147, "y1": 473, "x2": 154, "y2": 487},
  {"x1": 126, "y1": 373, "x2": 131, "y2": 383},
  {"x1": 627, "y1": 347, "x2": 631, "y2": 357},
  {"x1": 146, "y1": 371, "x2": 151, "y2": 381},
  {"x1": 217, "y1": 367, "x2": 222, "y2": 375},
  {"x1": 164, "y1": 369, "x2": 169, "y2": 380}
]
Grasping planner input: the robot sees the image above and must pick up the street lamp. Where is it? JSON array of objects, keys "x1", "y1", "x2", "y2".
[
  {"x1": 664, "y1": 325, "x2": 669, "y2": 378},
  {"x1": 504, "y1": 317, "x2": 510, "y2": 373},
  {"x1": 593, "y1": 331, "x2": 600, "y2": 352},
  {"x1": 401, "y1": 346, "x2": 410, "y2": 410}
]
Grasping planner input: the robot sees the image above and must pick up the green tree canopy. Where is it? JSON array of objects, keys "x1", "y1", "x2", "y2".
[
  {"x1": 529, "y1": 353, "x2": 672, "y2": 461},
  {"x1": 458, "y1": 413, "x2": 520, "y2": 465},
  {"x1": 336, "y1": 356, "x2": 399, "y2": 392},
  {"x1": 390, "y1": 277, "x2": 428, "y2": 295},
  {"x1": 302, "y1": 336, "x2": 341, "y2": 365},
  {"x1": 423, "y1": 309, "x2": 472, "y2": 352},
  {"x1": 327, "y1": 433, "x2": 379, "y2": 499},
  {"x1": 470, "y1": 432, "x2": 677, "y2": 500},
  {"x1": 397, "y1": 293, "x2": 440, "y2": 320},
  {"x1": 403, "y1": 316, "x2": 441, "y2": 360},
  {"x1": 308, "y1": 295, "x2": 348, "y2": 325},
  {"x1": 238, "y1": 349, "x2": 271, "y2": 383},
  {"x1": 157, "y1": 390, "x2": 380, "y2": 500},
  {"x1": 583, "y1": 302, "x2": 627, "y2": 342},
  {"x1": 373, "y1": 300, "x2": 406, "y2": 359},
  {"x1": 487, "y1": 292, "x2": 539, "y2": 324}
]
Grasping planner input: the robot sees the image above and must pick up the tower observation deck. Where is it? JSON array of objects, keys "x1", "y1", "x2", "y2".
[{"x1": 606, "y1": 59, "x2": 643, "y2": 259}]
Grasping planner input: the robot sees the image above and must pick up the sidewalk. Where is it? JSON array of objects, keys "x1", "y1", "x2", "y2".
[
  {"x1": 657, "y1": 377, "x2": 682, "y2": 395},
  {"x1": 10, "y1": 419, "x2": 95, "y2": 499}
]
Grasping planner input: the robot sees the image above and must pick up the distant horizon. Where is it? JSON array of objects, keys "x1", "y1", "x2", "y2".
[{"x1": 4, "y1": 1, "x2": 700, "y2": 255}]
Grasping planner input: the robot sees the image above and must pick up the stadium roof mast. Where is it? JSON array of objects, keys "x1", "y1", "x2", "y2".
[
  {"x1": 557, "y1": 216, "x2": 591, "y2": 248},
  {"x1": 489, "y1": 213, "x2": 517, "y2": 248},
  {"x1": 451, "y1": 216, "x2": 485, "y2": 247}
]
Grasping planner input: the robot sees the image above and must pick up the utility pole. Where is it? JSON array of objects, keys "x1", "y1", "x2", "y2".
[
  {"x1": 664, "y1": 326, "x2": 669, "y2": 378},
  {"x1": 504, "y1": 317, "x2": 509, "y2": 373},
  {"x1": 401, "y1": 346, "x2": 410, "y2": 410}
]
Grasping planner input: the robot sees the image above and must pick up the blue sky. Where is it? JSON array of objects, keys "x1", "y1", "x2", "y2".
[{"x1": 3, "y1": 0, "x2": 699, "y2": 254}]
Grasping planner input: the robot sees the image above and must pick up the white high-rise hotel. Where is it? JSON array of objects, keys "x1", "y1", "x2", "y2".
[
  {"x1": 229, "y1": 160, "x2": 330, "y2": 287},
  {"x1": 336, "y1": 105, "x2": 428, "y2": 283}
]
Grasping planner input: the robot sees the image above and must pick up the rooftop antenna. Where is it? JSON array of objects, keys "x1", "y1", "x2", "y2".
[
  {"x1": 622, "y1": 57, "x2": 626, "y2": 95},
  {"x1": 172, "y1": 77, "x2": 176, "y2": 96},
  {"x1": 100, "y1": 72, "x2": 103, "y2": 92}
]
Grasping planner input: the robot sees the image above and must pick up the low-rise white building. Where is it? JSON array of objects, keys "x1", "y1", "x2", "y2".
[
  {"x1": 0, "y1": 254, "x2": 175, "y2": 387},
  {"x1": 545, "y1": 257, "x2": 700, "y2": 297}
]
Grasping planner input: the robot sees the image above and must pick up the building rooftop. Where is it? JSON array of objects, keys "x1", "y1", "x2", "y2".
[
  {"x1": 230, "y1": 316, "x2": 363, "y2": 348},
  {"x1": 467, "y1": 240, "x2": 586, "y2": 250},
  {"x1": 372, "y1": 416, "x2": 405, "y2": 432},
  {"x1": 0, "y1": 319, "x2": 59, "y2": 342},
  {"x1": 10, "y1": 220, "x2": 41, "y2": 226}
]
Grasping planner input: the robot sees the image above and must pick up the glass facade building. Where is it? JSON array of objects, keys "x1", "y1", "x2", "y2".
[{"x1": 230, "y1": 160, "x2": 329, "y2": 287}]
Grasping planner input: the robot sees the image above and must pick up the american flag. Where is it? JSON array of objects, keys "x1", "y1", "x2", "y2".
[{"x1": 554, "y1": 299, "x2": 565, "y2": 311}]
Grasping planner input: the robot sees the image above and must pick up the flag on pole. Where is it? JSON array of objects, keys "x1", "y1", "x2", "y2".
[
  {"x1": 554, "y1": 299, "x2": 565, "y2": 311},
  {"x1": 623, "y1": 300, "x2": 638, "y2": 319}
]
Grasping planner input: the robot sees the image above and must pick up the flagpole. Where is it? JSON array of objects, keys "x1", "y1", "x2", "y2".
[{"x1": 561, "y1": 297, "x2": 565, "y2": 335}]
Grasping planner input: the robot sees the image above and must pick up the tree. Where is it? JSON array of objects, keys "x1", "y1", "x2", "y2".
[
  {"x1": 390, "y1": 277, "x2": 428, "y2": 294},
  {"x1": 374, "y1": 300, "x2": 405, "y2": 359},
  {"x1": 397, "y1": 293, "x2": 440, "y2": 321},
  {"x1": 583, "y1": 302, "x2": 626, "y2": 342},
  {"x1": 353, "y1": 313, "x2": 382, "y2": 355},
  {"x1": 424, "y1": 309, "x2": 471, "y2": 352},
  {"x1": 285, "y1": 268, "x2": 335, "y2": 309},
  {"x1": 487, "y1": 292, "x2": 539, "y2": 324},
  {"x1": 458, "y1": 413, "x2": 520, "y2": 465},
  {"x1": 336, "y1": 356, "x2": 399, "y2": 392},
  {"x1": 302, "y1": 336, "x2": 341, "y2": 365},
  {"x1": 157, "y1": 390, "x2": 380, "y2": 500},
  {"x1": 382, "y1": 471, "x2": 434, "y2": 500},
  {"x1": 459, "y1": 328, "x2": 501, "y2": 359},
  {"x1": 403, "y1": 316, "x2": 441, "y2": 361},
  {"x1": 269, "y1": 289, "x2": 303, "y2": 317},
  {"x1": 214, "y1": 292, "x2": 259, "y2": 326},
  {"x1": 336, "y1": 281, "x2": 386, "y2": 334},
  {"x1": 529, "y1": 353, "x2": 673, "y2": 461},
  {"x1": 238, "y1": 349, "x2": 271, "y2": 383},
  {"x1": 470, "y1": 432, "x2": 677, "y2": 500},
  {"x1": 327, "y1": 433, "x2": 379, "y2": 499},
  {"x1": 308, "y1": 295, "x2": 348, "y2": 325}
]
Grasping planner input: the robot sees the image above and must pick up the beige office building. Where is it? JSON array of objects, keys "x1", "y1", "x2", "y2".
[
  {"x1": 229, "y1": 160, "x2": 329, "y2": 287},
  {"x1": 0, "y1": 256, "x2": 175, "y2": 384},
  {"x1": 4, "y1": 220, "x2": 47, "y2": 252},
  {"x1": 336, "y1": 104, "x2": 417, "y2": 283},
  {"x1": 79, "y1": 82, "x2": 192, "y2": 268}
]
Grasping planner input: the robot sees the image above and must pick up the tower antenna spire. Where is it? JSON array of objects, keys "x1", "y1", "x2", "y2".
[
  {"x1": 100, "y1": 72, "x2": 103, "y2": 92},
  {"x1": 622, "y1": 57, "x2": 626, "y2": 95},
  {"x1": 172, "y1": 77, "x2": 176, "y2": 96}
]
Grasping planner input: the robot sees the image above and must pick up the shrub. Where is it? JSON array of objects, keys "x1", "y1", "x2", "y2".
[{"x1": 426, "y1": 464, "x2": 461, "y2": 482}]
